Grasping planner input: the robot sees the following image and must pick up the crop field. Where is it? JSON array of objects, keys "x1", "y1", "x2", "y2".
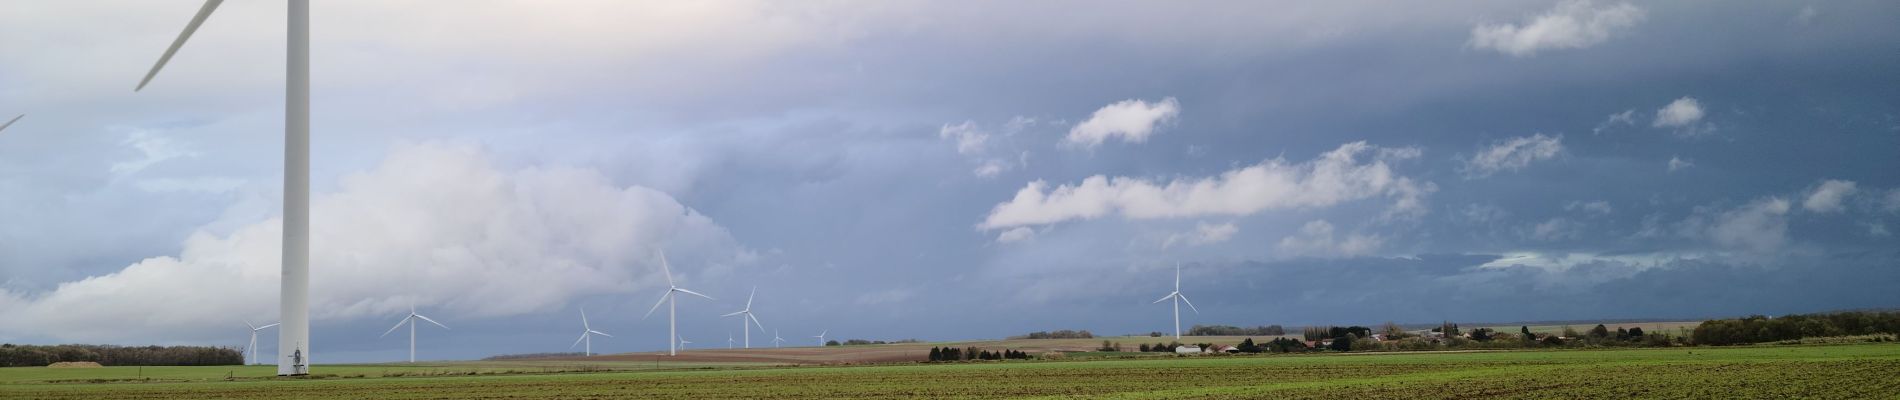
[{"x1": 4, "y1": 343, "x2": 1899, "y2": 399}]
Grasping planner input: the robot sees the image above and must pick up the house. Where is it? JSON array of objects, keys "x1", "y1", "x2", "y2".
[
  {"x1": 1174, "y1": 345, "x2": 1202, "y2": 354},
  {"x1": 1216, "y1": 345, "x2": 1240, "y2": 353}
]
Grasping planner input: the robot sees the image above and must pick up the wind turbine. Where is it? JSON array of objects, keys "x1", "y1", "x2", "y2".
[
  {"x1": 813, "y1": 329, "x2": 828, "y2": 346},
  {"x1": 380, "y1": 306, "x2": 449, "y2": 363},
  {"x1": 720, "y1": 286, "x2": 767, "y2": 348},
  {"x1": 642, "y1": 250, "x2": 713, "y2": 356},
  {"x1": 570, "y1": 307, "x2": 612, "y2": 357},
  {"x1": 771, "y1": 330, "x2": 786, "y2": 348},
  {"x1": 678, "y1": 335, "x2": 693, "y2": 350},
  {"x1": 0, "y1": 114, "x2": 22, "y2": 133},
  {"x1": 138, "y1": 0, "x2": 313, "y2": 376},
  {"x1": 1151, "y1": 263, "x2": 1199, "y2": 340},
  {"x1": 244, "y1": 322, "x2": 280, "y2": 365},
  {"x1": 727, "y1": 332, "x2": 734, "y2": 349}
]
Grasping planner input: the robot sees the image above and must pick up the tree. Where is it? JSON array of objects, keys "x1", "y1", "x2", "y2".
[
  {"x1": 826, "y1": 340, "x2": 840, "y2": 346},
  {"x1": 1138, "y1": 344, "x2": 1151, "y2": 352},
  {"x1": 1590, "y1": 324, "x2": 1611, "y2": 339},
  {"x1": 1628, "y1": 327, "x2": 1646, "y2": 338},
  {"x1": 1521, "y1": 326, "x2": 1534, "y2": 341},
  {"x1": 1330, "y1": 334, "x2": 1354, "y2": 351},
  {"x1": 1382, "y1": 322, "x2": 1406, "y2": 339},
  {"x1": 1469, "y1": 328, "x2": 1494, "y2": 341},
  {"x1": 1236, "y1": 338, "x2": 1260, "y2": 353}
]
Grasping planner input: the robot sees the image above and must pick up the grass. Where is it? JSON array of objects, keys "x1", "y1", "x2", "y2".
[{"x1": 4, "y1": 343, "x2": 1899, "y2": 399}]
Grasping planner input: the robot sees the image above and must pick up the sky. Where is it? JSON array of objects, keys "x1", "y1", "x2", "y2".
[{"x1": 1, "y1": 0, "x2": 1897, "y2": 363}]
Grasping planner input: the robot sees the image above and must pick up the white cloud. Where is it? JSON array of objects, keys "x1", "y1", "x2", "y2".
[
  {"x1": 1062, "y1": 97, "x2": 1181, "y2": 149},
  {"x1": 1462, "y1": 133, "x2": 1563, "y2": 178},
  {"x1": 1163, "y1": 221, "x2": 1239, "y2": 249},
  {"x1": 1528, "y1": 217, "x2": 1582, "y2": 241},
  {"x1": 0, "y1": 142, "x2": 748, "y2": 343},
  {"x1": 1594, "y1": 109, "x2": 1636, "y2": 134},
  {"x1": 135, "y1": 177, "x2": 247, "y2": 194},
  {"x1": 110, "y1": 130, "x2": 200, "y2": 176},
  {"x1": 973, "y1": 159, "x2": 1009, "y2": 178},
  {"x1": 854, "y1": 288, "x2": 916, "y2": 305},
  {"x1": 1468, "y1": 0, "x2": 1646, "y2": 57},
  {"x1": 1802, "y1": 179, "x2": 1857, "y2": 213},
  {"x1": 1276, "y1": 220, "x2": 1381, "y2": 258},
  {"x1": 1867, "y1": 220, "x2": 1890, "y2": 237},
  {"x1": 1653, "y1": 96, "x2": 1712, "y2": 135},
  {"x1": 1565, "y1": 200, "x2": 1613, "y2": 215},
  {"x1": 979, "y1": 141, "x2": 1432, "y2": 229},
  {"x1": 1884, "y1": 189, "x2": 1900, "y2": 213},
  {"x1": 995, "y1": 227, "x2": 1037, "y2": 244},
  {"x1": 1460, "y1": 203, "x2": 1510, "y2": 224},
  {"x1": 939, "y1": 120, "x2": 989, "y2": 155},
  {"x1": 1668, "y1": 156, "x2": 1694, "y2": 172},
  {"x1": 1794, "y1": 5, "x2": 1818, "y2": 25},
  {"x1": 1691, "y1": 197, "x2": 1792, "y2": 252}
]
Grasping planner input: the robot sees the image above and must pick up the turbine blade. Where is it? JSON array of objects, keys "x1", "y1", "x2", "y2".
[
  {"x1": 749, "y1": 313, "x2": 765, "y2": 332},
  {"x1": 590, "y1": 330, "x2": 613, "y2": 337},
  {"x1": 745, "y1": 286, "x2": 756, "y2": 309},
  {"x1": 1179, "y1": 294, "x2": 1200, "y2": 314},
  {"x1": 1153, "y1": 292, "x2": 1176, "y2": 304},
  {"x1": 1174, "y1": 263, "x2": 1181, "y2": 291},
  {"x1": 673, "y1": 287, "x2": 714, "y2": 300},
  {"x1": 380, "y1": 317, "x2": 409, "y2": 338},
  {"x1": 258, "y1": 323, "x2": 280, "y2": 330},
  {"x1": 571, "y1": 332, "x2": 588, "y2": 349},
  {"x1": 0, "y1": 114, "x2": 20, "y2": 133},
  {"x1": 137, "y1": 0, "x2": 225, "y2": 91},
  {"x1": 721, "y1": 310, "x2": 746, "y2": 317},
  {"x1": 415, "y1": 314, "x2": 449, "y2": 330},
  {"x1": 642, "y1": 292, "x2": 670, "y2": 320},
  {"x1": 658, "y1": 249, "x2": 674, "y2": 287},
  {"x1": 245, "y1": 321, "x2": 256, "y2": 330},
  {"x1": 581, "y1": 307, "x2": 590, "y2": 330}
]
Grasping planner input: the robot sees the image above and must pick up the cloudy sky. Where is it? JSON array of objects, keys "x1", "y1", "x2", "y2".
[{"x1": 2, "y1": 1, "x2": 1897, "y2": 362}]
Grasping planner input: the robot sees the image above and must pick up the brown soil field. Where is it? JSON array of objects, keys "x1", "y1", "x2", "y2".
[{"x1": 533, "y1": 335, "x2": 1282, "y2": 365}]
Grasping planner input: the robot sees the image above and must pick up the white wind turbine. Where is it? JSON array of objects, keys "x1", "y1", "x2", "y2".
[
  {"x1": 139, "y1": 0, "x2": 314, "y2": 376},
  {"x1": 642, "y1": 250, "x2": 713, "y2": 356},
  {"x1": 678, "y1": 335, "x2": 693, "y2": 350},
  {"x1": 570, "y1": 307, "x2": 612, "y2": 357},
  {"x1": 380, "y1": 306, "x2": 449, "y2": 363},
  {"x1": 0, "y1": 114, "x2": 22, "y2": 133},
  {"x1": 244, "y1": 322, "x2": 279, "y2": 365},
  {"x1": 771, "y1": 330, "x2": 786, "y2": 348},
  {"x1": 813, "y1": 329, "x2": 828, "y2": 346},
  {"x1": 720, "y1": 287, "x2": 767, "y2": 348},
  {"x1": 1151, "y1": 263, "x2": 1199, "y2": 340},
  {"x1": 727, "y1": 332, "x2": 734, "y2": 349}
]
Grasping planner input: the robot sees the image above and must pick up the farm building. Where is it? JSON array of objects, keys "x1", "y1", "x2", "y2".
[
  {"x1": 1174, "y1": 345, "x2": 1202, "y2": 354},
  {"x1": 1216, "y1": 345, "x2": 1239, "y2": 353}
]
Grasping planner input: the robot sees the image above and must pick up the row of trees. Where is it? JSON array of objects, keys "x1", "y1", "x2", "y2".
[
  {"x1": 1016, "y1": 330, "x2": 1095, "y2": 339},
  {"x1": 1302, "y1": 326, "x2": 1372, "y2": 341},
  {"x1": 0, "y1": 344, "x2": 242, "y2": 367},
  {"x1": 927, "y1": 347, "x2": 1031, "y2": 361},
  {"x1": 1185, "y1": 325, "x2": 1285, "y2": 336},
  {"x1": 1692, "y1": 311, "x2": 1900, "y2": 346}
]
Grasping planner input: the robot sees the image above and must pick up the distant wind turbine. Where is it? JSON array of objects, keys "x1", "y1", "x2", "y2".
[
  {"x1": 380, "y1": 306, "x2": 449, "y2": 363},
  {"x1": 678, "y1": 335, "x2": 693, "y2": 350},
  {"x1": 138, "y1": 0, "x2": 314, "y2": 376},
  {"x1": 642, "y1": 250, "x2": 713, "y2": 356},
  {"x1": 772, "y1": 330, "x2": 786, "y2": 348},
  {"x1": 1151, "y1": 263, "x2": 1199, "y2": 339},
  {"x1": 728, "y1": 332, "x2": 734, "y2": 349},
  {"x1": 569, "y1": 307, "x2": 612, "y2": 357},
  {"x1": 0, "y1": 114, "x2": 22, "y2": 133},
  {"x1": 813, "y1": 329, "x2": 828, "y2": 346},
  {"x1": 721, "y1": 286, "x2": 767, "y2": 348},
  {"x1": 244, "y1": 321, "x2": 279, "y2": 365}
]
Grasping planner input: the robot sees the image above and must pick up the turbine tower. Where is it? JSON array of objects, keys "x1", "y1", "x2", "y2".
[
  {"x1": 570, "y1": 307, "x2": 612, "y2": 357},
  {"x1": 1151, "y1": 263, "x2": 1199, "y2": 339},
  {"x1": 244, "y1": 322, "x2": 280, "y2": 365},
  {"x1": 380, "y1": 306, "x2": 449, "y2": 363},
  {"x1": 642, "y1": 250, "x2": 713, "y2": 356},
  {"x1": 138, "y1": 0, "x2": 313, "y2": 376},
  {"x1": 771, "y1": 330, "x2": 785, "y2": 348},
  {"x1": 0, "y1": 114, "x2": 22, "y2": 133},
  {"x1": 720, "y1": 286, "x2": 766, "y2": 348},
  {"x1": 813, "y1": 329, "x2": 828, "y2": 346}
]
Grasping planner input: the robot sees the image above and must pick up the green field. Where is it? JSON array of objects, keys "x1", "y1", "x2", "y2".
[{"x1": 5, "y1": 343, "x2": 1899, "y2": 399}]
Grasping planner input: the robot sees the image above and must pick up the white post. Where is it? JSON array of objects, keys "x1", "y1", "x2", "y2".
[
  {"x1": 668, "y1": 295, "x2": 677, "y2": 356},
  {"x1": 278, "y1": 0, "x2": 312, "y2": 376}
]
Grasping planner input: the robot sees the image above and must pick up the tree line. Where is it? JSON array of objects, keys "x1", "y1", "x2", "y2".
[
  {"x1": 0, "y1": 344, "x2": 242, "y2": 367},
  {"x1": 1691, "y1": 311, "x2": 1900, "y2": 346},
  {"x1": 1185, "y1": 325, "x2": 1285, "y2": 336},
  {"x1": 927, "y1": 347, "x2": 1031, "y2": 361},
  {"x1": 1014, "y1": 330, "x2": 1094, "y2": 339}
]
